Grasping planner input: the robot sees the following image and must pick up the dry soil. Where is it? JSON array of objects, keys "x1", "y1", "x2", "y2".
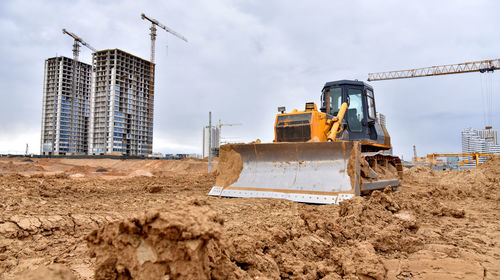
[{"x1": 0, "y1": 156, "x2": 498, "y2": 279}]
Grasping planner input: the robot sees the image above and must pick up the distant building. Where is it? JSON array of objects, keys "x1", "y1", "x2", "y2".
[
  {"x1": 376, "y1": 112, "x2": 386, "y2": 127},
  {"x1": 40, "y1": 56, "x2": 91, "y2": 155},
  {"x1": 462, "y1": 127, "x2": 499, "y2": 153},
  {"x1": 202, "y1": 126, "x2": 220, "y2": 158},
  {"x1": 477, "y1": 126, "x2": 498, "y2": 146},
  {"x1": 461, "y1": 127, "x2": 499, "y2": 166},
  {"x1": 88, "y1": 49, "x2": 154, "y2": 156}
]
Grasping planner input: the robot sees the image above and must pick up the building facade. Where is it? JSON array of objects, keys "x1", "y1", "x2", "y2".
[
  {"x1": 40, "y1": 56, "x2": 91, "y2": 155},
  {"x1": 462, "y1": 127, "x2": 499, "y2": 153},
  {"x1": 202, "y1": 126, "x2": 220, "y2": 158},
  {"x1": 477, "y1": 127, "x2": 498, "y2": 146},
  {"x1": 88, "y1": 49, "x2": 154, "y2": 155},
  {"x1": 376, "y1": 112, "x2": 386, "y2": 127},
  {"x1": 461, "y1": 127, "x2": 500, "y2": 166}
]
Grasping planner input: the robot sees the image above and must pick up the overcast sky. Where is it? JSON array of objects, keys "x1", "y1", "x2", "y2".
[{"x1": 0, "y1": 0, "x2": 498, "y2": 159}]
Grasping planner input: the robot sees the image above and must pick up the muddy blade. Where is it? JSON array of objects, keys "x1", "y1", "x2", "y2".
[{"x1": 209, "y1": 142, "x2": 361, "y2": 204}]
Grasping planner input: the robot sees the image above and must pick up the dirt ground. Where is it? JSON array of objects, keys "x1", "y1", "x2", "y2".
[{"x1": 0, "y1": 156, "x2": 498, "y2": 279}]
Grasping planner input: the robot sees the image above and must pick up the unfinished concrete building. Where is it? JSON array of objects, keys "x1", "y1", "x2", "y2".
[
  {"x1": 40, "y1": 56, "x2": 92, "y2": 155},
  {"x1": 202, "y1": 126, "x2": 220, "y2": 158},
  {"x1": 88, "y1": 49, "x2": 154, "y2": 155}
]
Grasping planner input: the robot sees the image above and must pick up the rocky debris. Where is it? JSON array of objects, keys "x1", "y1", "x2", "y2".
[
  {"x1": 432, "y1": 205, "x2": 466, "y2": 218},
  {"x1": 144, "y1": 184, "x2": 163, "y2": 193},
  {"x1": 332, "y1": 242, "x2": 386, "y2": 280}
]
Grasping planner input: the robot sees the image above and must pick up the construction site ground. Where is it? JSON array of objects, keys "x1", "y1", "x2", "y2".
[{"x1": 0, "y1": 156, "x2": 498, "y2": 279}]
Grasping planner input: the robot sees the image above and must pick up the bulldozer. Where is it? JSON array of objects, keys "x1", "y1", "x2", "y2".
[{"x1": 209, "y1": 80, "x2": 402, "y2": 204}]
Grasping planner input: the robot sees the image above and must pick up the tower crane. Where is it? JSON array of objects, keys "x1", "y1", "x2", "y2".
[
  {"x1": 62, "y1": 28, "x2": 97, "y2": 61},
  {"x1": 368, "y1": 58, "x2": 499, "y2": 163},
  {"x1": 367, "y1": 58, "x2": 499, "y2": 124},
  {"x1": 217, "y1": 120, "x2": 243, "y2": 147},
  {"x1": 218, "y1": 120, "x2": 243, "y2": 129},
  {"x1": 367, "y1": 58, "x2": 499, "y2": 81},
  {"x1": 140, "y1": 14, "x2": 187, "y2": 156},
  {"x1": 140, "y1": 13, "x2": 187, "y2": 63}
]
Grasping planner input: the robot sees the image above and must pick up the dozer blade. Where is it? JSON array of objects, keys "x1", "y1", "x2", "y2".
[{"x1": 209, "y1": 141, "x2": 362, "y2": 204}]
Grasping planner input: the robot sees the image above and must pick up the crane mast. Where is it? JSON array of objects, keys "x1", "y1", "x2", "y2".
[
  {"x1": 368, "y1": 59, "x2": 499, "y2": 81},
  {"x1": 140, "y1": 14, "x2": 187, "y2": 157}
]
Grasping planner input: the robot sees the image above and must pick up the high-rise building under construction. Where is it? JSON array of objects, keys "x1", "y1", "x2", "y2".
[
  {"x1": 462, "y1": 127, "x2": 499, "y2": 154},
  {"x1": 40, "y1": 56, "x2": 92, "y2": 155},
  {"x1": 461, "y1": 127, "x2": 500, "y2": 166},
  {"x1": 88, "y1": 49, "x2": 154, "y2": 156}
]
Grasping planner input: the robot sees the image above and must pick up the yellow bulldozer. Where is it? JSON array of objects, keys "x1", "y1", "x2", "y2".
[{"x1": 209, "y1": 80, "x2": 402, "y2": 204}]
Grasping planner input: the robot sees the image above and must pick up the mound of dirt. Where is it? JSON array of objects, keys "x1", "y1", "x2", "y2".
[
  {"x1": 86, "y1": 200, "x2": 236, "y2": 280},
  {"x1": 404, "y1": 164, "x2": 435, "y2": 178},
  {"x1": 214, "y1": 145, "x2": 243, "y2": 187},
  {"x1": 335, "y1": 189, "x2": 422, "y2": 254},
  {"x1": 0, "y1": 161, "x2": 45, "y2": 172},
  {"x1": 476, "y1": 155, "x2": 500, "y2": 182},
  {"x1": 68, "y1": 165, "x2": 94, "y2": 174},
  {"x1": 128, "y1": 169, "x2": 153, "y2": 177},
  {"x1": 0, "y1": 157, "x2": 214, "y2": 178}
]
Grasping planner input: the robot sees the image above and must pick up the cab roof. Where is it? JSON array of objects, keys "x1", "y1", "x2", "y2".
[{"x1": 322, "y1": 80, "x2": 373, "y2": 91}]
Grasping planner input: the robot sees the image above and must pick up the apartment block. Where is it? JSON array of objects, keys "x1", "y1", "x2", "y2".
[
  {"x1": 202, "y1": 126, "x2": 220, "y2": 158},
  {"x1": 40, "y1": 56, "x2": 91, "y2": 155},
  {"x1": 376, "y1": 112, "x2": 386, "y2": 127},
  {"x1": 88, "y1": 49, "x2": 154, "y2": 155},
  {"x1": 462, "y1": 127, "x2": 499, "y2": 153},
  {"x1": 477, "y1": 126, "x2": 498, "y2": 145},
  {"x1": 461, "y1": 127, "x2": 500, "y2": 166}
]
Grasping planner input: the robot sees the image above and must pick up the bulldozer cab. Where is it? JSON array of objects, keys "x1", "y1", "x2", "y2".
[{"x1": 320, "y1": 80, "x2": 385, "y2": 148}]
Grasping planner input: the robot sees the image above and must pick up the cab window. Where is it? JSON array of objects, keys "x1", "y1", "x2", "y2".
[
  {"x1": 329, "y1": 87, "x2": 342, "y2": 116},
  {"x1": 367, "y1": 89, "x2": 375, "y2": 119},
  {"x1": 347, "y1": 88, "x2": 363, "y2": 132},
  {"x1": 322, "y1": 87, "x2": 343, "y2": 115}
]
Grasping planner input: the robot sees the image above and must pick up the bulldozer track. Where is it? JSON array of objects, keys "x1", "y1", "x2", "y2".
[{"x1": 360, "y1": 153, "x2": 403, "y2": 194}]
